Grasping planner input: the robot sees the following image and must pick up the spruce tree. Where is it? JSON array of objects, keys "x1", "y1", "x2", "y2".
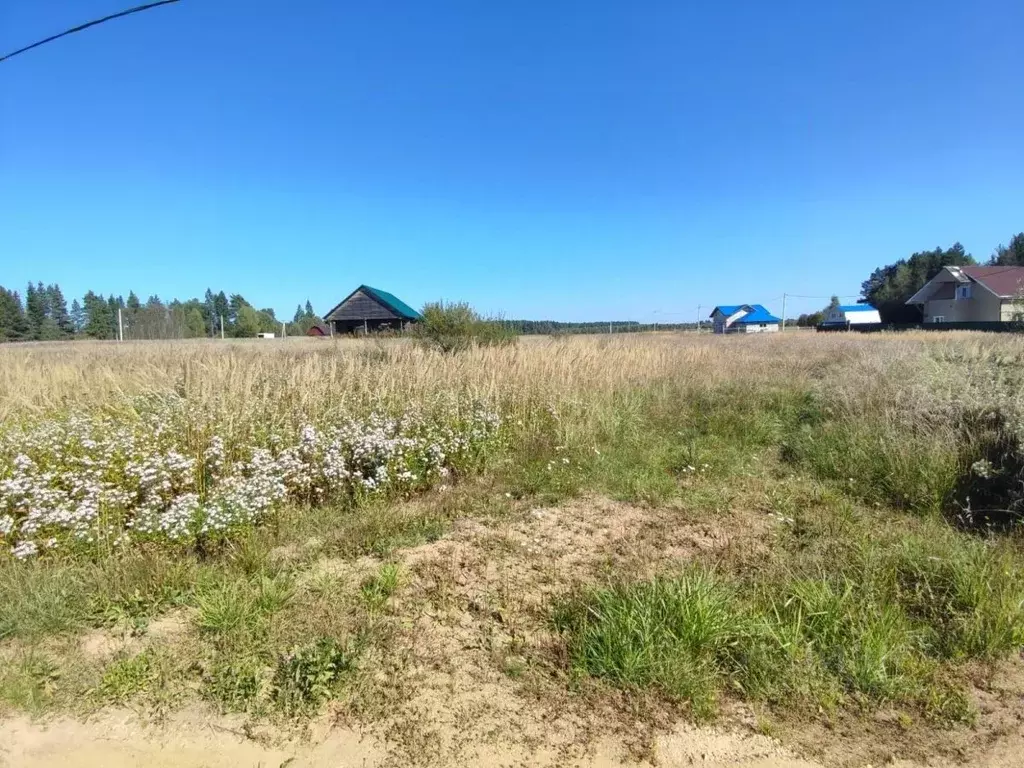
[
  {"x1": 45, "y1": 284, "x2": 73, "y2": 338},
  {"x1": 25, "y1": 283, "x2": 45, "y2": 340},
  {"x1": 0, "y1": 287, "x2": 29, "y2": 341},
  {"x1": 70, "y1": 299, "x2": 85, "y2": 333},
  {"x1": 83, "y1": 292, "x2": 113, "y2": 339}
]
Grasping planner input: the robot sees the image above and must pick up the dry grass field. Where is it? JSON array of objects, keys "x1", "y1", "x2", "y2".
[{"x1": 1, "y1": 332, "x2": 1024, "y2": 767}]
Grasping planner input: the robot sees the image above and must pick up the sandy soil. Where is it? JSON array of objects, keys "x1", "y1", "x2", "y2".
[
  {"x1": 3, "y1": 498, "x2": 1023, "y2": 768},
  {"x1": 0, "y1": 709, "x2": 818, "y2": 768}
]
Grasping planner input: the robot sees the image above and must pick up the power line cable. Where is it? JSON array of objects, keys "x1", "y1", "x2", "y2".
[
  {"x1": 784, "y1": 294, "x2": 861, "y2": 300},
  {"x1": 0, "y1": 0, "x2": 181, "y2": 64}
]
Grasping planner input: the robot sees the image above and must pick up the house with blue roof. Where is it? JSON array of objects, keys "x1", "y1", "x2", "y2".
[
  {"x1": 322, "y1": 285, "x2": 422, "y2": 335},
  {"x1": 821, "y1": 304, "x2": 881, "y2": 327},
  {"x1": 709, "y1": 304, "x2": 781, "y2": 334}
]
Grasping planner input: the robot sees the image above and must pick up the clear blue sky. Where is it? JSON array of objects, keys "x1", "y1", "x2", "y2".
[{"x1": 2, "y1": 1, "x2": 1022, "y2": 321}]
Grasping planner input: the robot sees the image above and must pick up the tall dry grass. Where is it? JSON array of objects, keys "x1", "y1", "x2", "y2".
[
  {"x1": 4, "y1": 331, "x2": 1024, "y2": 723},
  {"x1": 4, "y1": 331, "x2": 1016, "y2": 419}
]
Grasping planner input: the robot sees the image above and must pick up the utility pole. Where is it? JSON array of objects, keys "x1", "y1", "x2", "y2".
[
  {"x1": 118, "y1": 308, "x2": 123, "y2": 342},
  {"x1": 608, "y1": 322, "x2": 612, "y2": 335},
  {"x1": 281, "y1": 321, "x2": 286, "y2": 338},
  {"x1": 781, "y1": 293, "x2": 787, "y2": 331},
  {"x1": 220, "y1": 315, "x2": 224, "y2": 339},
  {"x1": 696, "y1": 304, "x2": 702, "y2": 333}
]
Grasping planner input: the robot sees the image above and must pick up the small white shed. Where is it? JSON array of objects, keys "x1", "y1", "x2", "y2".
[{"x1": 821, "y1": 305, "x2": 881, "y2": 326}]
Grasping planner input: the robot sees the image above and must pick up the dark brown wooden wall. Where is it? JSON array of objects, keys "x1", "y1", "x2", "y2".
[{"x1": 328, "y1": 290, "x2": 398, "y2": 321}]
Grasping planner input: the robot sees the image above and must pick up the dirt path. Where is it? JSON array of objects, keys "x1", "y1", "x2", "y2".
[{"x1": 0, "y1": 710, "x2": 820, "y2": 768}]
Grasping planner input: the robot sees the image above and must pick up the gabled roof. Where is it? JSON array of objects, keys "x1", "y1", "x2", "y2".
[
  {"x1": 907, "y1": 265, "x2": 1024, "y2": 304},
  {"x1": 961, "y1": 266, "x2": 1024, "y2": 298},
  {"x1": 711, "y1": 304, "x2": 749, "y2": 318},
  {"x1": 323, "y1": 285, "x2": 422, "y2": 321},
  {"x1": 734, "y1": 304, "x2": 781, "y2": 324},
  {"x1": 837, "y1": 304, "x2": 877, "y2": 312},
  {"x1": 710, "y1": 304, "x2": 780, "y2": 324}
]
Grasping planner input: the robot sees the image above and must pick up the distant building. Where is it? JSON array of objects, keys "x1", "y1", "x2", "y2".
[
  {"x1": 322, "y1": 285, "x2": 422, "y2": 334},
  {"x1": 821, "y1": 304, "x2": 881, "y2": 327},
  {"x1": 255, "y1": 332, "x2": 275, "y2": 339},
  {"x1": 907, "y1": 266, "x2": 1024, "y2": 323},
  {"x1": 709, "y1": 305, "x2": 781, "y2": 334},
  {"x1": 306, "y1": 322, "x2": 330, "y2": 337}
]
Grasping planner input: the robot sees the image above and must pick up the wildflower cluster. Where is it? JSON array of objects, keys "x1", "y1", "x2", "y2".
[{"x1": 0, "y1": 398, "x2": 501, "y2": 558}]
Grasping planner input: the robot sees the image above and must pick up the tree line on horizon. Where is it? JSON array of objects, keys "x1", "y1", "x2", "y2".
[
  {"x1": 0, "y1": 286, "x2": 326, "y2": 343},
  {"x1": 1, "y1": 231, "x2": 1020, "y2": 342}
]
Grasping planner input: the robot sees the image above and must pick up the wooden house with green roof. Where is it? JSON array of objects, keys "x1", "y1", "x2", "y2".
[{"x1": 322, "y1": 285, "x2": 422, "y2": 335}]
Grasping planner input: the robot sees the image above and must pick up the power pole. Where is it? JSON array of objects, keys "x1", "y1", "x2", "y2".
[
  {"x1": 281, "y1": 321, "x2": 286, "y2": 338},
  {"x1": 220, "y1": 314, "x2": 224, "y2": 339},
  {"x1": 118, "y1": 308, "x2": 123, "y2": 342},
  {"x1": 781, "y1": 293, "x2": 787, "y2": 331},
  {"x1": 696, "y1": 304, "x2": 702, "y2": 333}
]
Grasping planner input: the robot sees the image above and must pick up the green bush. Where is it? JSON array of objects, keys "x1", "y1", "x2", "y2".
[{"x1": 414, "y1": 301, "x2": 518, "y2": 353}]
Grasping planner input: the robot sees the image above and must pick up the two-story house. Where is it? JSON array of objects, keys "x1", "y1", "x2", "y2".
[{"x1": 906, "y1": 266, "x2": 1024, "y2": 323}]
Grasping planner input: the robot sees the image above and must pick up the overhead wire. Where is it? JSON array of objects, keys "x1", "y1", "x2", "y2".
[{"x1": 0, "y1": 1, "x2": 181, "y2": 64}]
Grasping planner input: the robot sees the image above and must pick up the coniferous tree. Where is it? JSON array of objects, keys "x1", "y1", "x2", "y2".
[
  {"x1": 70, "y1": 298, "x2": 85, "y2": 333},
  {"x1": 25, "y1": 283, "x2": 46, "y2": 340},
  {"x1": 83, "y1": 292, "x2": 113, "y2": 339},
  {"x1": 41, "y1": 284, "x2": 73, "y2": 339},
  {"x1": 0, "y1": 287, "x2": 29, "y2": 341},
  {"x1": 990, "y1": 233, "x2": 1024, "y2": 266}
]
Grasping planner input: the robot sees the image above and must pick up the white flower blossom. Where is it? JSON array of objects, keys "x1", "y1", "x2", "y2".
[{"x1": 0, "y1": 395, "x2": 501, "y2": 558}]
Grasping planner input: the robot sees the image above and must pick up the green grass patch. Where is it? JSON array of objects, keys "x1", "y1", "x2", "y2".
[
  {"x1": 555, "y1": 501, "x2": 1023, "y2": 724},
  {"x1": 100, "y1": 650, "x2": 157, "y2": 703},
  {"x1": 554, "y1": 572, "x2": 742, "y2": 719},
  {"x1": 0, "y1": 651, "x2": 62, "y2": 714},
  {"x1": 360, "y1": 563, "x2": 401, "y2": 611}
]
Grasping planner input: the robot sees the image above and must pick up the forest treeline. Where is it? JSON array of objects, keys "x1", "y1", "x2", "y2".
[
  {"x1": 2, "y1": 231, "x2": 1020, "y2": 341},
  {"x1": 0, "y1": 286, "x2": 325, "y2": 342}
]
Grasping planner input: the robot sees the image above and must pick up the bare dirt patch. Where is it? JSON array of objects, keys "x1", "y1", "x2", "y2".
[
  {"x1": 345, "y1": 497, "x2": 766, "y2": 766},
  {"x1": 0, "y1": 707, "x2": 383, "y2": 768},
  {"x1": 79, "y1": 609, "x2": 191, "y2": 661},
  {"x1": 5, "y1": 497, "x2": 1024, "y2": 767}
]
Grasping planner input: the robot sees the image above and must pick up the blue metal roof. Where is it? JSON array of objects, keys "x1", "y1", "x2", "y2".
[
  {"x1": 836, "y1": 304, "x2": 876, "y2": 313},
  {"x1": 733, "y1": 305, "x2": 781, "y2": 324},
  {"x1": 711, "y1": 305, "x2": 746, "y2": 317},
  {"x1": 711, "y1": 304, "x2": 780, "y2": 324}
]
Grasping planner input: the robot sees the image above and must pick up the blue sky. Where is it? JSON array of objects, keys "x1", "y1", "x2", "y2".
[{"x1": 2, "y1": 0, "x2": 1022, "y2": 322}]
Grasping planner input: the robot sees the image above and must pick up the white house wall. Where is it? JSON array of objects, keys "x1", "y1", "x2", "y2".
[{"x1": 847, "y1": 311, "x2": 881, "y2": 324}]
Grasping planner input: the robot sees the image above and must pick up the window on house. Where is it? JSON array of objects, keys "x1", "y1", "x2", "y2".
[
  {"x1": 932, "y1": 315, "x2": 945, "y2": 323},
  {"x1": 956, "y1": 285, "x2": 972, "y2": 300}
]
